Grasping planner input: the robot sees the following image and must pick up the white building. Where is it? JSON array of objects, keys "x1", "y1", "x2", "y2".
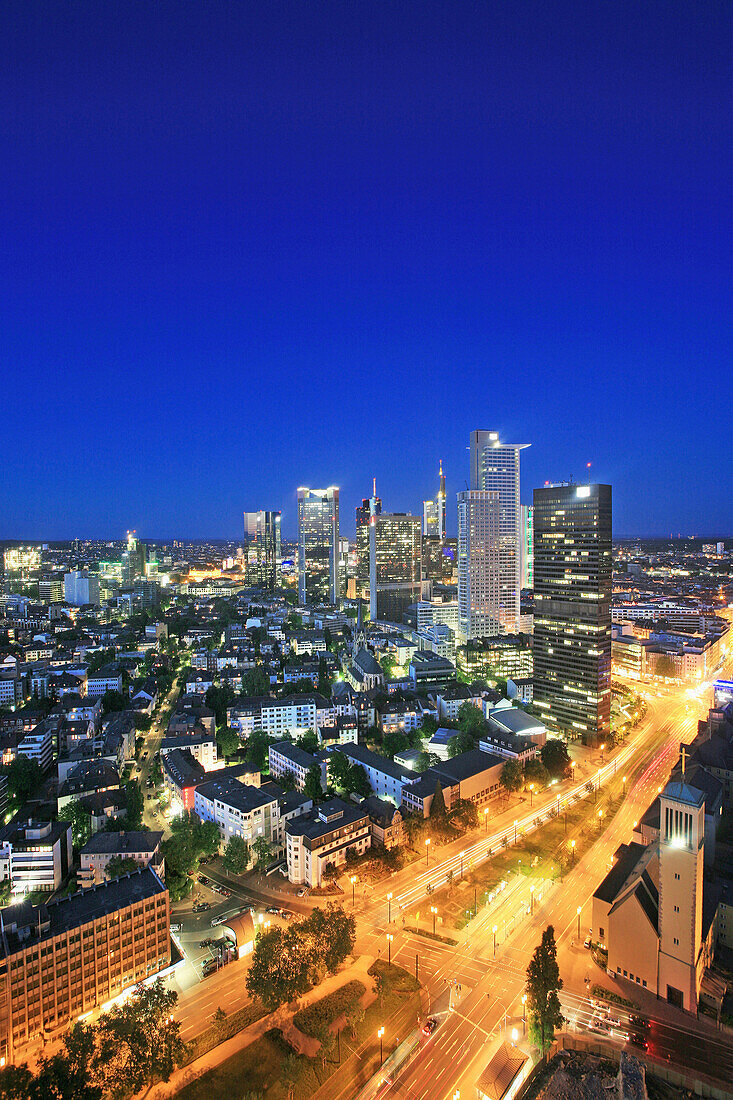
[
  {"x1": 469, "y1": 431, "x2": 529, "y2": 634},
  {"x1": 457, "y1": 489, "x2": 500, "y2": 642},
  {"x1": 194, "y1": 777, "x2": 280, "y2": 847},
  {"x1": 86, "y1": 671, "x2": 123, "y2": 698},
  {"x1": 417, "y1": 624, "x2": 456, "y2": 663},
  {"x1": 64, "y1": 570, "x2": 100, "y2": 607},
  {"x1": 17, "y1": 725, "x2": 55, "y2": 772},
  {"x1": 285, "y1": 797, "x2": 371, "y2": 886},
  {"x1": 416, "y1": 601, "x2": 460, "y2": 634}
]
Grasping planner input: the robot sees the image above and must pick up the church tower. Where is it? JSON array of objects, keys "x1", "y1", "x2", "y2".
[{"x1": 657, "y1": 772, "x2": 706, "y2": 1010}]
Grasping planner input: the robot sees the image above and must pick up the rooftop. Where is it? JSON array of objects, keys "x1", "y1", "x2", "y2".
[{"x1": 81, "y1": 830, "x2": 163, "y2": 856}]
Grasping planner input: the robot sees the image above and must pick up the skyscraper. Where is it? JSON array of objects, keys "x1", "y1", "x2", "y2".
[
  {"x1": 422, "y1": 461, "x2": 446, "y2": 538},
  {"x1": 457, "y1": 490, "x2": 500, "y2": 642},
  {"x1": 532, "y1": 482, "x2": 612, "y2": 744},
  {"x1": 520, "y1": 504, "x2": 534, "y2": 589},
  {"x1": 438, "y1": 459, "x2": 446, "y2": 538},
  {"x1": 356, "y1": 482, "x2": 380, "y2": 598},
  {"x1": 243, "y1": 510, "x2": 281, "y2": 591},
  {"x1": 297, "y1": 487, "x2": 339, "y2": 605},
  {"x1": 369, "y1": 511, "x2": 422, "y2": 624},
  {"x1": 469, "y1": 432, "x2": 529, "y2": 632},
  {"x1": 121, "y1": 531, "x2": 146, "y2": 587},
  {"x1": 423, "y1": 499, "x2": 439, "y2": 536}
]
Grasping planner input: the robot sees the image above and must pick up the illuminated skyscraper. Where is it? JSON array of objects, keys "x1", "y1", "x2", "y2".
[
  {"x1": 243, "y1": 510, "x2": 281, "y2": 591},
  {"x1": 297, "y1": 487, "x2": 339, "y2": 605},
  {"x1": 423, "y1": 461, "x2": 446, "y2": 538},
  {"x1": 470, "y1": 432, "x2": 529, "y2": 633},
  {"x1": 369, "y1": 511, "x2": 422, "y2": 624},
  {"x1": 438, "y1": 459, "x2": 446, "y2": 538},
  {"x1": 121, "y1": 531, "x2": 146, "y2": 587},
  {"x1": 457, "y1": 490, "x2": 500, "y2": 641},
  {"x1": 532, "y1": 483, "x2": 612, "y2": 744},
  {"x1": 520, "y1": 504, "x2": 534, "y2": 589},
  {"x1": 356, "y1": 482, "x2": 380, "y2": 597}
]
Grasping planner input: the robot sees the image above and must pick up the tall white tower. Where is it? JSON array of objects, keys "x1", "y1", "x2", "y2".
[
  {"x1": 657, "y1": 777, "x2": 706, "y2": 1011},
  {"x1": 457, "y1": 490, "x2": 500, "y2": 642},
  {"x1": 469, "y1": 431, "x2": 529, "y2": 633}
]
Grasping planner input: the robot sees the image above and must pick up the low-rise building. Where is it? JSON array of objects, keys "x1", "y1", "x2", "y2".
[
  {"x1": 161, "y1": 748, "x2": 206, "y2": 813},
  {"x1": 408, "y1": 652, "x2": 455, "y2": 691},
  {"x1": 0, "y1": 819, "x2": 72, "y2": 895},
  {"x1": 362, "y1": 795, "x2": 405, "y2": 848},
  {"x1": 79, "y1": 830, "x2": 164, "y2": 887},
  {"x1": 333, "y1": 743, "x2": 415, "y2": 804},
  {"x1": 268, "y1": 741, "x2": 327, "y2": 792},
  {"x1": 160, "y1": 729, "x2": 218, "y2": 771},
  {"x1": 194, "y1": 777, "x2": 280, "y2": 847},
  {"x1": 285, "y1": 797, "x2": 371, "y2": 886},
  {"x1": 401, "y1": 749, "x2": 504, "y2": 818}
]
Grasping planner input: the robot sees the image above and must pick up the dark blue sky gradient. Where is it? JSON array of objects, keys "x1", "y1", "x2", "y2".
[{"x1": 3, "y1": 1, "x2": 731, "y2": 539}]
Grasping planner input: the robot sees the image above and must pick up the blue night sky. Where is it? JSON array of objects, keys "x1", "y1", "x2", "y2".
[{"x1": 3, "y1": 1, "x2": 731, "y2": 540}]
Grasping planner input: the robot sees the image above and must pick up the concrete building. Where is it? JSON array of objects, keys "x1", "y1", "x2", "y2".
[
  {"x1": 194, "y1": 777, "x2": 280, "y2": 848},
  {"x1": 369, "y1": 512, "x2": 422, "y2": 625},
  {"x1": 297, "y1": 487, "x2": 340, "y2": 605},
  {"x1": 285, "y1": 797, "x2": 371, "y2": 887},
  {"x1": 401, "y1": 749, "x2": 505, "y2": 818},
  {"x1": 268, "y1": 741, "x2": 328, "y2": 793},
  {"x1": 243, "y1": 510, "x2": 281, "y2": 591},
  {"x1": 63, "y1": 569, "x2": 100, "y2": 607},
  {"x1": 417, "y1": 623, "x2": 456, "y2": 663},
  {"x1": 520, "y1": 504, "x2": 534, "y2": 589},
  {"x1": 160, "y1": 729, "x2": 218, "y2": 771},
  {"x1": 1, "y1": 819, "x2": 72, "y2": 895},
  {"x1": 457, "y1": 489, "x2": 500, "y2": 642},
  {"x1": 0, "y1": 867, "x2": 169, "y2": 1064},
  {"x1": 469, "y1": 431, "x2": 529, "y2": 633},
  {"x1": 79, "y1": 830, "x2": 164, "y2": 887},
  {"x1": 333, "y1": 743, "x2": 415, "y2": 805}
]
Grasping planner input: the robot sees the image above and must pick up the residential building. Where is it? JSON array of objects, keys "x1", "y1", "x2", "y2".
[
  {"x1": 457, "y1": 489, "x2": 500, "y2": 642},
  {"x1": 17, "y1": 723, "x2": 54, "y2": 773},
  {"x1": 0, "y1": 867, "x2": 169, "y2": 1064},
  {"x1": 401, "y1": 749, "x2": 505, "y2": 818},
  {"x1": 194, "y1": 777, "x2": 280, "y2": 847},
  {"x1": 268, "y1": 741, "x2": 328, "y2": 792},
  {"x1": 417, "y1": 623, "x2": 456, "y2": 663},
  {"x1": 533, "y1": 483, "x2": 612, "y2": 744},
  {"x1": 297, "y1": 486, "x2": 340, "y2": 605},
  {"x1": 79, "y1": 831, "x2": 164, "y2": 887},
  {"x1": 408, "y1": 651, "x2": 455, "y2": 691},
  {"x1": 86, "y1": 668, "x2": 123, "y2": 698},
  {"x1": 469, "y1": 431, "x2": 529, "y2": 633},
  {"x1": 161, "y1": 749, "x2": 206, "y2": 812},
  {"x1": 285, "y1": 797, "x2": 371, "y2": 886},
  {"x1": 363, "y1": 795, "x2": 405, "y2": 848},
  {"x1": 416, "y1": 600, "x2": 460, "y2": 634},
  {"x1": 369, "y1": 512, "x2": 422, "y2": 624},
  {"x1": 160, "y1": 729, "x2": 218, "y2": 771},
  {"x1": 333, "y1": 743, "x2": 415, "y2": 804}
]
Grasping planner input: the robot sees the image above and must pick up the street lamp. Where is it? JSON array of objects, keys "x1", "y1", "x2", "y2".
[
  {"x1": 600, "y1": 742, "x2": 605, "y2": 764},
  {"x1": 378, "y1": 1026, "x2": 384, "y2": 1063},
  {"x1": 521, "y1": 994, "x2": 527, "y2": 1036},
  {"x1": 622, "y1": 775, "x2": 627, "y2": 796},
  {"x1": 570, "y1": 839, "x2": 576, "y2": 864},
  {"x1": 387, "y1": 891, "x2": 393, "y2": 924},
  {"x1": 529, "y1": 884, "x2": 535, "y2": 913},
  {"x1": 425, "y1": 838, "x2": 431, "y2": 865},
  {"x1": 493, "y1": 924, "x2": 497, "y2": 958},
  {"x1": 350, "y1": 875, "x2": 357, "y2": 907},
  {"x1": 529, "y1": 783, "x2": 534, "y2": 807},
  {"x1": 484, "y1": 806, "x2": 489, "y2": 833},
  {"x1": 511, "y1": 1028, "x2": 519, "y2": 1045},
  {"x1": 430, "y1": 905, "x2": 437, "y2": 936},
  {"x1": 386, "y1": 933, "x2": 393, "y2": 965},
  {"x1": 576, "y1": 906, "x2": 582, "y2": 939},
  {"x1": 597, "y1": 808, "x2": 603, "y2": 832}
]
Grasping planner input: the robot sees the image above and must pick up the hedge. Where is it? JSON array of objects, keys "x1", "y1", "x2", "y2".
[{"x1": 292, "y1": 980, "x2": 366, "y2": 1037}]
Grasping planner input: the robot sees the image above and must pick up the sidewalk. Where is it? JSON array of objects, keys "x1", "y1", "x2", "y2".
[{"x1": 144, "y1": 954, "x2": 379, "y2": 1099}]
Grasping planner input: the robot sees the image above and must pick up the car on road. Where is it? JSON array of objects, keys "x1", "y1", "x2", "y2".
[
  {"x1": 280, "y1": 910, "x2": 293, "y2": 920},
  {"x1": 583, "y1": 936, "x2": 592, "y2": 949},
  {"x1": 202, "y1": 959, "x2": 218, "y2": 977},
  {"x1": 421, "y1": 1017, "x2": 438, "y2": 1037},
  {"x1": 199, "y1": 938, "x2": 216, "y2": 949},
  {"x1": 210, "y1": 915, "x2": 228, "y2": 926},
  {"x1": 266, "y1": 906, "x2": 281, "y2": 915},
  {"x1": 628, "y1": 1030, "x2": 648, "y2": 1050},
  {"x1": 170, "y1": 923, "x2": 182, "y2": 932},
  {"x1": 297, "y1": 888, "x2": 306, "y2": 897},
  {"x1": 192, "y1": 902, "x2": 210, "y2": 912},
  {"x1": 199, "y1": 876, "x2": 210, "y2": 886}
]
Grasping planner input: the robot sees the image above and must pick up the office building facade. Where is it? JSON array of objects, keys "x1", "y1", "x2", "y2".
[
  {"x1": 469, "y1": 431, "x2": 529, "y2": 632},
  {"x1": 297, "y1": 487, "x2": 340, "y2": 605},
  {"x1": 520, "y1": 504, "x2": 534, "y2": 589},
  {"x1": 243, "y1": 510, "x2": 281, "y2": 591},
  {"x1": 369, "y1": 512, "x2": 422, "y2": 624},
  {"x1": 532, "y1": 483, "x2": 612, "y2": 744},
  {"x1": 457, "y1": 489, "x2": 500, "y2": 642},
  {"x1": 63, "y1": 570, "x2": 100, "y2": 607},
  {"x1": 355, "y1": 485, "x2": 381, "y2": 598}
]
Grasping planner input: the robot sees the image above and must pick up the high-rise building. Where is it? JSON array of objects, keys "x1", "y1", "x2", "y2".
[
  {"x1": 520, "y1": 504, "x2": 534, "y2": 589},
  {"x1": 297, "y1": 487, "x2": 339, "y2": 605},
  {"x1": 369, "y1": 512, "x2": 422, "y2": 624},
  {"x1": 532, "y1": 482, "x2": 612, "y2": 744},
  {"x1": 337, "y1": 537, "x2": 350, "y2": 597},
  {"x1": 356, "y1": 483, "x2": 381, "y2": 597},
  {"x1": 423, "y1": 461, "x2": 447, "y2": 538},
  {"x1": 121, "y1": 531, "x2": 146, "y2": 587},
  {"x1": 469, "y1": 432, "x2": 529, "y2": 632},
  {"x1": 63, "y1": 569, "x2": 101, "y2": 607},
  {"x1": 457, "y1": 490, "x2": 500, "y2": 642},
  {"x1": 243, "y1": 510, "x2": 281, "y2": 591}
]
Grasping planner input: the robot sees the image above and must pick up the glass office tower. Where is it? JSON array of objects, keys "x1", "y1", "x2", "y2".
[
  {"x1": 369, "y1": 512, "x2": 422, "y2": 624},
  {"x1": 297, "y1": 487, "x2": 339, "y2": 605}
]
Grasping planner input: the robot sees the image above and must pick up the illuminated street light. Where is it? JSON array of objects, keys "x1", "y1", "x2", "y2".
[
  {"x1": 522, "y1": 993, "x2": 527, "y2": 1036},
  {"x1": 514, "y1": 819, "x2": 518, "y2": 844},
  {"x1": 570, "y1": 839, "x2": 576, "y2": 864},
  {"x1": 386, "y1": 933, "x2": 393, "y2": 965},
  {"x1": 577, "y1": 906, "x2": 582, "y2": 939},
  {"x1": 350, "y1": 875, "x2": 357, "y2": 908},
  {"x1": 529, "y1": 783, "x2": 534, "y2": 807},
  {"x1": 378, "y1": 1026, "x2": 384, "y2": 1063},
  {"x1": 484, "y1": 806, "x2": 489, "y2": 833},
  {"x1": 622, "y1": 775, "x2": 627, "y2": 796},
  {"x1": 511, "y1": 1027, "x2": 519, "y2": 1044},
  {"x1": 386, "y1": 891, "x2": 393, "y2": 924},
  {"x1": 529, "y1": 884, "x2": 535, "y2": 913},
  {"x1": 430, "y1": 905, "x2": 437, "y2": 936},
  {"x1": 460, "y1": 850, "x2": 465, "y2": 878},
  {"x1": 425, "y1": 837, "x2": 431, "y2": 865},
  {"x1": 597, "y1": 808, "x2": 603, "y2": 832},
  {"x1": 600, "y1": 742, "x2": 605, "y2": 764}
]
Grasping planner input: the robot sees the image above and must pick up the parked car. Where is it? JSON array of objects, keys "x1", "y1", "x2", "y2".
[
  {"x1": 297, "y1": 888, "x2": 306, "y2": 897},
  {"x1": 170, "y1": 923, "x2": 182, "y2": 933},
  {"x1": 583, "y1": 936, "x2": 592, "y2": 949},
  {"x1": 266, "y1": 906, "x2": 281, "y2": 915},
  {"x1": 210, "y1": 915, "x2": 227, "y2": 926}
]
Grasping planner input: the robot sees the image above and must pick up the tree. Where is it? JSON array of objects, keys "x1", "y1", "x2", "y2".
[
  {"x1": 124, "y1": 778, "x2": 144, "y2": 829},
  {"x1": 133, "y1": 713, "x2": 152, "y2": 732},
  {"x1": 420, "y1": 715, "x2": 439, "y2": 737},
  {"x1": 281, "y1": 1053, "x2": 301, "y2": 1100},
  {"x1": 4, "y1": 755, "x2": 42, "y2": 804},
  {"x1": 328, "y1": 750, "x2": 353, "y2": 792},
  {"x1": 525, "y1": 925, "x2": 563, "y2": 1053},
  {"x1": 524, "y1": 759, "x2": 550, "y2": 789},
  {"x1": 223, "y1": 835, "x2": 250, "y2": 875},
  {"x1": 303, "y1": 763, "x2": 324, "y2": 803},
  {"x1": 279, "y1": 769, "x2": 297, "y2": 792},
  {"x1": 245, "y1": 729, "x2": 270, "y2": 771},
  {"x1": 59, "y1": 799, "x2": 92, "y2": 849},
  {"x1": 101, "y1": 690, "x2": 127, "y2": 716},
  {"x1": 205, "y1": 683, "x2": 235, "y2": 729},
  {"x1": 216, "y1": 726, "x2": 240, "y2": 759},
  {"x1": 447, "y1": 730, "x2": 476, "y2": 758},
  {"x1": 349, "y1": 763, "x2": 372, "y2": 798},
  {"x1": 500, "y1": 759, "x2": 523, "y2": 793},
  {"x1": 252, "y1": 836, "x2": 272, "y2": 870},
  {"x1": 212, "y1": 1006, "x2": 228, "y2": 1038},
  {"x1": 382, "y1": 729, "x2": 408, "y2": 759},
  {"x1": 540, "y1": 738, "x2": 570, "y2": 778},
  {"x1": 450, "y1": 798, "x2": 478, "y2": 830},
  {"x1": 317, "y1": 656, "x2": 331, "y2": 697},
  {"x1": 298, "y1": 728, "x2": 319, "y2": 754},
  {"x1": 94, "y1": 978, "x2": 186, "y2": 1096},
  {"x1": 457, "y1": 701, "x2": 486, "y2": 737},
  {"x1": 429, "y1": 780, "x2": 447, "y2": 822},
  {"x1": 105, "y1": 855, "x2": 139, "y2": 880}
]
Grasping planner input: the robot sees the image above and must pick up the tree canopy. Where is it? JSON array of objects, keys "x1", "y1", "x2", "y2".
[
  {"x1": 222, "y1": 835, "x2": 250, "y2": 875},
  {"x1": 59, "y1": 800, "x2": 92, "y2": 849},
  {"x1": 526, "y1": 925, "x2": 563, "y2": 1053},
  {"x1": 500, "y1": 759, "x2": 523, "y2": 792},
  {"x1": 540, "y1": 738, "x2": 570, "y2": 778}
]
